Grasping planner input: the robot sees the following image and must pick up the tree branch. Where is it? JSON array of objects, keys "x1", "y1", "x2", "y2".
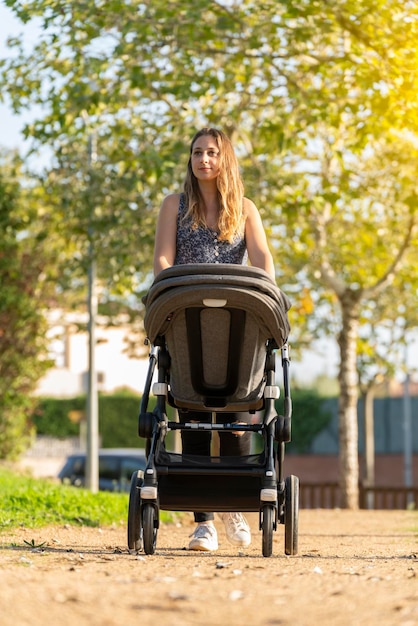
[
  {"x1": 363, "y1": 213, "x2": 417, "y2": 299},
  {"x1": 311, "y1": 205, "x2": 346, "y2": 297}
]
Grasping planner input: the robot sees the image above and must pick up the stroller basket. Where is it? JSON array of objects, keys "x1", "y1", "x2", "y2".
[{"x1": 155, "y1": 449, "x2": 269, "y2": 513}]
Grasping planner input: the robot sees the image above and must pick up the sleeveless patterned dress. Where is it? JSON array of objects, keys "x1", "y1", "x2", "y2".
[{"x1": 174, "y1": 194, "x2": 248, "y2": 266}]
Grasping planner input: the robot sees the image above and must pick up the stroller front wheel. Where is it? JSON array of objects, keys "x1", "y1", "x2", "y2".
[
  {"x1": 142, "y1": 503, "x2": 158, "y2": 555},
  {"x1": 261, "y1": 504, "x2": 275, "y2": 557}
]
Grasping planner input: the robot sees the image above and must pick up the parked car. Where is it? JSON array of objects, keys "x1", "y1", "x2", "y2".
[{"x1": 58, "y1": 448, "x2": 147, "y2": 492}]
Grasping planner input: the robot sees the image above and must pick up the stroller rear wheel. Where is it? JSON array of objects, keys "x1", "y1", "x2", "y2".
[
  {"x1": 128, "y1": 470, "x2": 143, "y2": 552},
  {"x1": 142, "y1": 503, "x2": 158, "y2": 555},
  {"x1": 261, "y1": 504, "x2": 275, "y2": 557},
  {"x1": 284, "y1": 474, "x2": 299, "y2": 556}
]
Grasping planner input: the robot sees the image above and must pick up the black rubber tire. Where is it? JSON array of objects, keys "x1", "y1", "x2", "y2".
[
  {"x1": 284, "y1": 474, "x2": 299, "y2": 556},
  {"x1": 127, "y1": 471, "x2": 143, "y2": 552},
  {"x1": 142, "y1": 502, "x2": 157, "y2": 555},
  {"x1": 261, "y1": 504, "x2": 274, "y2": 558}
]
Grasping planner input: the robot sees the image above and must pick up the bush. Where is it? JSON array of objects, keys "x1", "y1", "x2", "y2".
[
  {"x1": 98, "y1": 393, "x2": 143, "y2": 447},
  {"x1": 32, "y1": 392, "x2": 178, "y2": 449},
  {"x1": 283, "y1": 388, "x2": 332, "y2": 453},
  {"x1": 0, "y1": 161, "x2": 55, "y2": 459},
  {"x1": 32, "y1": 397, "x2": 84, "y2": 437}
]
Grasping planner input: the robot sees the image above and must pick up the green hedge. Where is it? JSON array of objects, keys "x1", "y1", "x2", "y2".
[
  {"x1": 282, "y1": 388, "x2": 332, "y2": 453},
  {"x1": 32, "y1": 389, "x2": 331, "y2": 452},
  {"x1": 32, "y1": 397, "x2": 84, "y2": 438},
  {"x1": 32, "y1": 392, "x2": 144, "y2": 447}
]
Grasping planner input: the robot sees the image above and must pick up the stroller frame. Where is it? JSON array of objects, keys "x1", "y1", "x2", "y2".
[{"x1": 128, "y1": 264, "x2": 299, "y2": 557}]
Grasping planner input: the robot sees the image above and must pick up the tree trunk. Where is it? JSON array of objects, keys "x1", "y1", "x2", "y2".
[
  {"x1": 363, "y1": 387, "x2": 375, "y2": 509},
  {"x1": 337, "y1": 295, "x2": 360, "y2": 509}
]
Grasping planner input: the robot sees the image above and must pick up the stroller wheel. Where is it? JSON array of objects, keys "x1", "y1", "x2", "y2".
[
  {"x1": 128, "y1": 470, "x2": 143, "y2": 552},
  {"x1": 261, "y1": 504, "x2": 275, "y2": 558},
  {"x1": 142, "y1": 503, "x2": 158, "y2": 555},
  {"x1": 284, "y1": 475, "x2": 299, "y2": 556}
]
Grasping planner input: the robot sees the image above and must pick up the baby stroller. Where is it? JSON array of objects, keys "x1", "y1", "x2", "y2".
[{"x1": 128, "y1": 264, "x2": 299, "y2": 557}]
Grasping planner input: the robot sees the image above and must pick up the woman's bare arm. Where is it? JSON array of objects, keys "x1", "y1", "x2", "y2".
[
  {"x1": 244, "y1": 198, "x2": 275, "y2": 280},
  {"x1": 153, "y1": 194, "x2": 180, "y2": 276}
]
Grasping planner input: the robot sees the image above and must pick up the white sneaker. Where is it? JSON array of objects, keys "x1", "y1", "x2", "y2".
[
  {"x1": 219, "y1": 513, "x2": 251, "y2": 547},
  {"x1": 188, "y1": 523, "x2": 218, "y2": 551}
]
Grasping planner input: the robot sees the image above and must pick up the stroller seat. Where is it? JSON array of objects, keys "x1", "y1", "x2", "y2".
[{"x1": 128, "y1": 264, "x2": 299, "y2": 557}]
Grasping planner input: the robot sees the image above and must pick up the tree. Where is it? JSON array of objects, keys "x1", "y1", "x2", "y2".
[
  {"x1": 0, "y1": 153, "x2": 56, "y2": 458},
  {"x1": 1, "y1": 0, "x2": 417, "y2": 503},
  {"x1": 299, "y1": 137, "x2": 418, "y2": 507},
  {"x1": 357, "y1": 247, "x2": 418, "y2": 505}
]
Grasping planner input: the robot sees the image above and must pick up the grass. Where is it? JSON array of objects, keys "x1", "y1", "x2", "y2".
[{"x1": 0, "y1": 466, "x2": 176, "y2": 531}]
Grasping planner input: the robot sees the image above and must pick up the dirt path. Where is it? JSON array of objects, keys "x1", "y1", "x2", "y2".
[{"x1": 0, "y1": 510, "x2": 417, "y2": 626}]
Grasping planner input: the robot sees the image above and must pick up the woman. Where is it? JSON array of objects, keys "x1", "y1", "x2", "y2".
[{"x1": 153, "y1": 128, "x2": 275, "y2": 551}]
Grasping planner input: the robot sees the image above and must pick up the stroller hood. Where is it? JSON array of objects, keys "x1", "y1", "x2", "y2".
[
  {"x1": 143, "y1": 264, "x2": 291, "y2": 411},
  {"x1": 144, "y1": 264, "x2": 290, "y2": 346}
]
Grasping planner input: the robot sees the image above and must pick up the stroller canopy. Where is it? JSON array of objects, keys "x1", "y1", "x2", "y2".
[{"x1": 143, "y1": 264, "x2": 291, "y2": 411}]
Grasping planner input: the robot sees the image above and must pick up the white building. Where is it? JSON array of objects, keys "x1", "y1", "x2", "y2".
[{"x1": 36, "y1": 310, "x2": 150, "y2": 398}]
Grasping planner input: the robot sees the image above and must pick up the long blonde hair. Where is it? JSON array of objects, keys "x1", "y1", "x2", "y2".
[{"x1": 183, "y1": 128, "x2": 245, "y2": 242}]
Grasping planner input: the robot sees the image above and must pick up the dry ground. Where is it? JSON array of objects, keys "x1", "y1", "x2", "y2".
[{"x1": 0, "y1": 510, "x2": 417, "y2": 626}]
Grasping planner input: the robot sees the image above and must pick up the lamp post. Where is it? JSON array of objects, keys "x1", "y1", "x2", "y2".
[{"x1": 85, "y1": 131, "x2": 99, "y2": 493}]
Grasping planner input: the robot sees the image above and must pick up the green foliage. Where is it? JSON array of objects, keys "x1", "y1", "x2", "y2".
[
  {"x1": 33, "y1": 392, "x2": 177, "y2": 449},
  {"x1": 32, "y1": 397, "x2": 85, "y2": 438},
  {"x1": 284, "y1": 389, "x2": 333, "y2": 454},
  {"x1": 33, "y1": 394, "x2": 141, "y2": 446},
  {"x1": 2, "y1": 0, "x2": 417, "y2": 307},
  {"x1": 98, "y1": 393, "x2": 143, "y2": 448},
  {"x1": 0, "y1": 155, "x2": 55, "y2": 460}
]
